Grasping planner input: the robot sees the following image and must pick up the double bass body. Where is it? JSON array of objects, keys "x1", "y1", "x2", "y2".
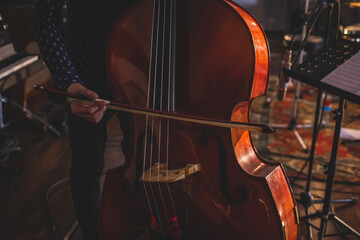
[{"x1": 100, "y1": 0, "x2": 299, "y2": 239}]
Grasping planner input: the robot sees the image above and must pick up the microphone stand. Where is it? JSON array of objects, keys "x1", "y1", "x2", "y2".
[
  {"x1": 272, "y1": 0, "x2": 314, "y2": 153},
  {"x1": 290, "y1": 0, "x2": 312, "y2": 153}
]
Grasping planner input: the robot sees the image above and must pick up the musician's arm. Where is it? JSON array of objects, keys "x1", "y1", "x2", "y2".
[
  {"x1": 33, "y1": 0, "x2": 107, "y2": 123},
  {"x1": 33, "y1": 0, "x2": 83, "y2": 92}
]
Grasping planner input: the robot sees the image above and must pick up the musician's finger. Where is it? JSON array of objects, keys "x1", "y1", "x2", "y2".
[
  {"x1": 71, "y1": 102, "x2": 104, "y2": 118},
  {"x1": 71, "y1": 103, "x2": 97, "y2": 115},
  {"x1": 82, "y1": 105, "x2": 106, "y2": 123},
  {"x1": 72, "y1": 103, "x2": 107, "y2": 122},
  {"x1": 90, "y1": 105, "x2": 107, "y2": 123}
]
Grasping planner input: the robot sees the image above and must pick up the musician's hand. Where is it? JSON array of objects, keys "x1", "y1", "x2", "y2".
[{"x1": 67, "y1": 83, "x2": 107, "y2": 123}]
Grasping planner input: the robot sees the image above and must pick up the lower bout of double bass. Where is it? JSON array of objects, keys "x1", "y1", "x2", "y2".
[{"x1": 99, "y1": 124, "x2": 298, "y2": 240}]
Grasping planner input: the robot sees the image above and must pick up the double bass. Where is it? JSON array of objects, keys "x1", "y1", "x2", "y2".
[{"x1": 100, "y1": 0, "x2": 299, "y2": 239}]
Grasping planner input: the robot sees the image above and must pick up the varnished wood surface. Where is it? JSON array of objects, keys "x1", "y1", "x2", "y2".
[{"x1": 103, "y1": 0, "x2": 298, "y2": 239}]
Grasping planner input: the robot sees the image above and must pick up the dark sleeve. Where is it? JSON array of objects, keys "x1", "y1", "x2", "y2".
[{"x1": 33, "y1": 0, "x2": 83, "y2": 91}]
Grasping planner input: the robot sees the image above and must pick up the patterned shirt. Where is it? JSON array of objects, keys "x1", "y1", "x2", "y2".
[{"x1": 33, "y1": 0, "x2": 131, "y2": 97}]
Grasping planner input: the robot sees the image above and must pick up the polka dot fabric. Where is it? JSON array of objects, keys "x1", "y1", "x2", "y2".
[{"x1": 33, "y1": 0, "x2": 131, "y2": 96}]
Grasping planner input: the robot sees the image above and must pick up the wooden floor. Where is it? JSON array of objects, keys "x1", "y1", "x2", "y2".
[
  {"x1": 0, "y1": 113, "x2": 124, "y2": 240},
  {"x1": 0, "y1": 112, "x2": 359, "y2": 240}
]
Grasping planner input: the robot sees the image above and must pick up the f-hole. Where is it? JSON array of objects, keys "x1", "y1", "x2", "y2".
[{"x1": 200, "y1": 133, "x2": 248, "y2": 203}]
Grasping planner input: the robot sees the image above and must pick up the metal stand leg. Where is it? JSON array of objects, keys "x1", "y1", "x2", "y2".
[
  {"x1": 270, "y1": 76, "x2": 313, "y2": 153},
  {"x1": 317, "y1": 98, "x2": 358, "y2": 239},
  {"x1": 0, "y1": 93, "x2": 9, "y2": 129},
  {"x1": 299, "y1": 89, "x2": 323, "y2": 239},
  {"x1": 0, "y1": 93, "x2": 60, "y2": 136},
  {"x1": 298, "y1": 97, "x2": 360, "y2": 240},
  {"x1": 271, "y1": 75, "x2": 314, "y2": 153},
  {"x1": 0, "y1": 92, "x2": 60, "y2": 173},
  {"x1": 0, "y1": 93, "x2": 19, "y2": 176},
  {"x1": 289, "y1": 81, "x2": 312, "y2": 152}
]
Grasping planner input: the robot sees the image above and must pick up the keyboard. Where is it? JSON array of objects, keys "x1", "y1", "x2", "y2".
[
  {"x1": 0, "y1": 42, "x2": 42, "y2": 91},
  {"x1": 0, "y1": 53, "x2": 39, "y2": 80}
]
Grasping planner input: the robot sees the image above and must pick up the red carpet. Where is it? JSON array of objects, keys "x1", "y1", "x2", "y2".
[{"x1": 251, "y1": 76, "x2": 360, "y2": 182}]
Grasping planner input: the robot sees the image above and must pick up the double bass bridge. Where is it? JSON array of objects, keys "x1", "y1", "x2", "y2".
[{"x1": 140, "y1": 163, "x2": 201, "y2": 183}]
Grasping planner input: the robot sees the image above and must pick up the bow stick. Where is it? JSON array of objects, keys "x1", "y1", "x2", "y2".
[{"x1": 34, "y1": 85, "x2": 276, "y2": 133}]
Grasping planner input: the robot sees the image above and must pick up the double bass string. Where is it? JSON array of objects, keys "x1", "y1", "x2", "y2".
[
  {"x1": 156, "y1": 0, "x2": 181, "y2": 232},
  {"x1": 141, "y1": 117, "x2": 161, "y2": 230},
  {"x1": 153, "y1": 0, "x2": 169, "y2": 232},
  {"x1": 153, "y1": 0, "x2": 180, "y2": 234},
  {"x1": 152, "y1": 0, "x2": 168, "y2": 232},
  {"x1": 142, "y1": 0, "x2": 164, "y2": 232},
  {"x1": 157, "y1": 0, "x2": 177, "y2": 232},
  {"x1": 165, "y1": 0, "x2": 179, "y2": 228},
  {"x1": 142, "y1": 0, "x2": 182, "y2": 234},
  {"x1": 156, "y1": 0, "x2": 171, "y2": 231}
]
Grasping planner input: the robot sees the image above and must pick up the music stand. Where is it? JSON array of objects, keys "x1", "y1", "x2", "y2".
[{"x1": 284, "y1": 39, "x2": 360, "y2": 240}]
